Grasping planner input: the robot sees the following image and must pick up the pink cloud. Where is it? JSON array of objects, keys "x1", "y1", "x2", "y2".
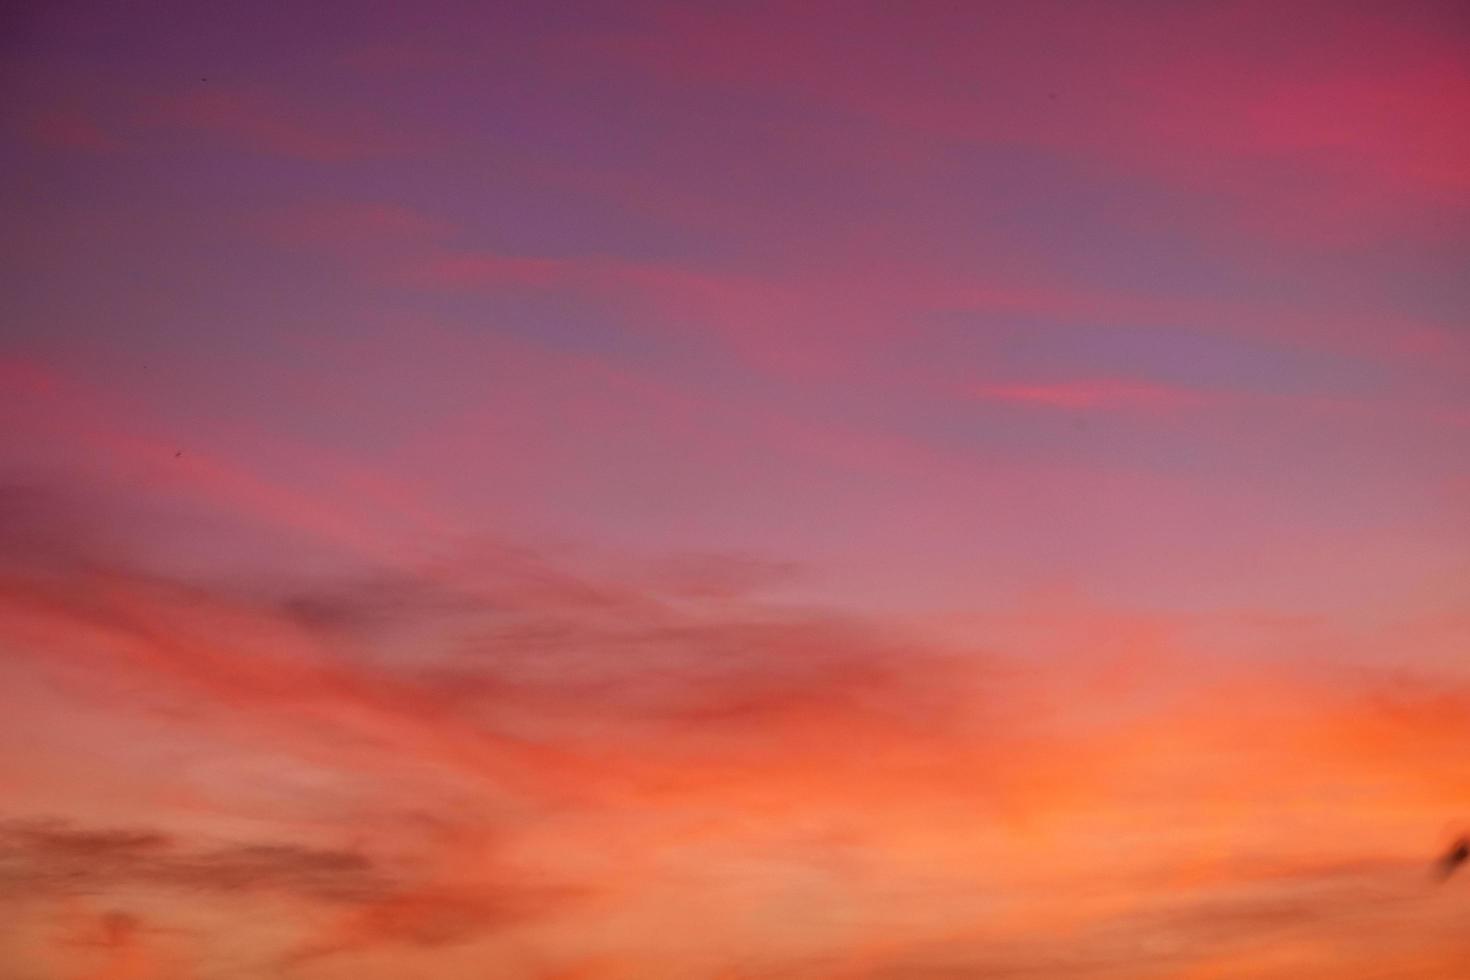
[
  {"x1": 246, "y1": 189, "x2": 1467, "y2": 386},
  {"x1": 406, "y1": 249, "x2": 571, "y2": 290},
  {"x1": 583, "y1": 2, "x2": 1470, "y2": 246},
  {"x1": 0, "y1": 356, "x2": 63, "y2": 395},
  {"x1": 27, "y1": 105, "x2": 121, "y2": 154},
  {"x1": 973, "y1": 379, "x2": 1209, "y2": 411},
  {"x1": 262, "y1": 201, "x2": 449, "y2": 253},
  {"x1": 146, "y1": 85, "x2": 409, "y2": 161}
]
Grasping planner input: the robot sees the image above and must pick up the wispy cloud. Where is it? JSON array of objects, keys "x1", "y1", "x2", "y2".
[
  {"x1": 1, "y1": 485, "x2": 1467, "y2": 975},
  {"x1": 26, "y1": 104, "x2": 122, "y2": 153},
  {"x1": 0, "y1": 820, "x2": 379, "y2": 902},
  {"x1": 973, "y1": 379, "x2": 1207, "y2": 411},
  {"x1": 143, "y1": 83, "x2": 414, "y2": 161},
  {"x1": 3, "y1": 3, "x2": 1467, "y2": 974}
]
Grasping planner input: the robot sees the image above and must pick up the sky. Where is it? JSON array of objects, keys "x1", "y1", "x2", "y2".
[{"x1": 1, "y1": 1, "x2": 1468, "y2": 976}]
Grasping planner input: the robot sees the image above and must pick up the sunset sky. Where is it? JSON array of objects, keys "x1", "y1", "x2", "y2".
[{"x1": 2, "y1": 2, "x2": 1469, "y2": 977}]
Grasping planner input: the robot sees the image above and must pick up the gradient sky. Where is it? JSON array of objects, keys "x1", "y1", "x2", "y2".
[{"x1": 2, "y1": 2, "x2": 1469, "y2": 977}]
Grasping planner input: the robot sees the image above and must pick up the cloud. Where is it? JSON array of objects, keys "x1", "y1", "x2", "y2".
[
  {"x1": 0, "y1": 819, "x2": 380, "y2": 903},
  {"x1": 972, "y1": 379, "x2": 1206, "y2": 411},
  {"x1": 405, "y1": 250, "x2": 571, "y2": 290},
  {"x1": 26, "y1": 105, "x2": 122, "y2": 154},
  {"x1": 247, "y1": 192, "x2": 1468, "y2": 396},
  {"x1": 261, "y1": 201, "x2": 450, "y2": 255},
  {"x1": 2, "y1": 485, "x2": 1468, "y2": 976},
  {"x1": 587, "y1": 1, "x2": 1470, "y2": 244},
  {"x1": 3, "y1": 4, "x2": 1466, "y2": 975},
  {"x1": 0, "y1": 817, "x2": 583, "y2": 968},
  {"x1": 287, "y1": 881, "x2": 585, "y2": 964},
  {"x1": 0, "y1": 484, "x2": 977, "y2": 751},
  {"x1": 846, "y1": 857, "x2": 1466, "y2": 979},
  {"x1": 144, "y1": 84, "x2": 411, "y2": 162},
  {"x1": 641, "y1": 551, "x2": 803, "y2": 600}
]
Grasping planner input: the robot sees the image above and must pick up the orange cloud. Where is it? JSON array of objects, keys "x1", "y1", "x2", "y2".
[{"x1": 1, "y1": 485, "x2": 1467, "y2": 976}]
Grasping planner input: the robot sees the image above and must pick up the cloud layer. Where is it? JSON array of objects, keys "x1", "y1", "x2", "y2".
[
  {"x1": 2, "y1": 1, "x2": 1467, "y2": 976},
  {"x1": 0, "y1": 488, "x2": 1467, "y2": 977}
]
